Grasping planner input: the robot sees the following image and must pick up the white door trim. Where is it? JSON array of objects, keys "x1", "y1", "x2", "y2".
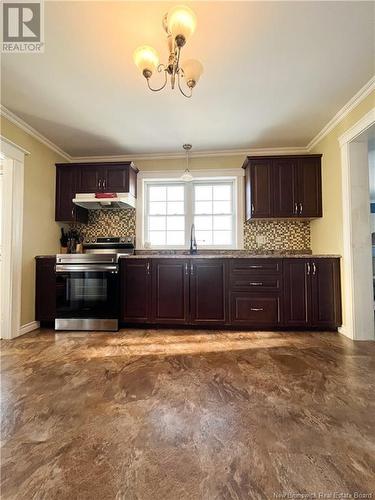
[
  {"x1": 339, "y1": 108, "x2": 375, "y2": 340},
  {"x1": 0, "y1": 138, "x2": 26, "y2": 339}
]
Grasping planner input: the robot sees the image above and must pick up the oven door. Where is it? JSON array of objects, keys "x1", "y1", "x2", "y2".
[{"x1": 56, "y1": 264, "x2": 119, "y2": 321}]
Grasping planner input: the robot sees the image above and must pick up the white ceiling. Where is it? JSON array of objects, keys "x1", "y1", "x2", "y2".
[{"x1": 1, "y1": 1, "x2": 374, "y2": 156}]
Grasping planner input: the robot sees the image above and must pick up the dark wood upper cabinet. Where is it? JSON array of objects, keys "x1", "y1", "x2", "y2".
[
  {"x1": 244, "y1": 158, "x2": 273, "y2": 219},
  {"x1": 189, "y1": 259, "x2": 227, "y2": 325},
  {"x1": 78, "y1": 166, "x2": 101, "y2": 193},
  {"x1": 120, "y1": 259, "x2": 151, "y2": 323},
  {"x1": 55, "y1": 161, "x2": 138, "y2": 223},
  {"x1": 243, "y1": 155, "x2": 322, "y2": 220},
  {"x1": 35, "y1": 257, "x2": 56, "y2": 322},
  {"x1": 296, "y1": 157, "x2": 322, "y2": 217},
  {"x1": 272, "y1": 158, "x2": 298, "y2": 217},
  {"x1": 55, "y1": 165, "x2": 88, "y2": 223},
  {"x1": 76, "y1": 162, "x2": 139, "y2": 194},
  {"x1": 152, "y1": 259, "x2": 189, "y2": 324}
]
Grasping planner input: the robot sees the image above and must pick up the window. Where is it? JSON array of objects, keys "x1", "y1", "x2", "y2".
[
  {"x1": 146, "y1": 183, "x2": 185, "y2": 246},
  {"x1": 144, "y1": 178, "x2": 237, "y2": 248}
]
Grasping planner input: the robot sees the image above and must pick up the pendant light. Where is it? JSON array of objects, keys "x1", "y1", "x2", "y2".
[{"x1": 181, "y1": 144, "x2": 193, "y2": 182}]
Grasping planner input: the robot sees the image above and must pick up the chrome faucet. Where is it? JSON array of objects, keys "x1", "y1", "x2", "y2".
[{"x1": 189, "y1": 223, "x2": 198, "y2": 254}]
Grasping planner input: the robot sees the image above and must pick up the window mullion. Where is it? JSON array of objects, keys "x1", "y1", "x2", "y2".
[{"x1": 185, "y1": 182, "x2": 193, "y2": 248}]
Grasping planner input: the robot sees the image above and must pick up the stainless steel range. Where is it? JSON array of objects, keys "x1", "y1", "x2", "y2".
[{"x1": 55, "y1": 237, "x2": 135, "y2": 331}]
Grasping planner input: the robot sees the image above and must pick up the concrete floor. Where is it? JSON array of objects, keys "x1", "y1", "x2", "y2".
[{"x1": 1, "y1": 329, "x2": 375, "y2": 499}]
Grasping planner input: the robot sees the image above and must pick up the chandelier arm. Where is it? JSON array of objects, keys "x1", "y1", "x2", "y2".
[
  {"x1": 177, "y1": 69, "x2": 193, "y2": 98},
  {"x1": 146, "y1": 67, "x2": 168, "y2": 92}
]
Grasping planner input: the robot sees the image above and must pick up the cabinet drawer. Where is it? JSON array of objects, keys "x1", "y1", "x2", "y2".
[
  {"x1": 230, "y1": 276, "x2": 281, "y2": 292},
  {"x1": 230, "y1": 259, "x2": 282, "y2": 275},
  {"x1": 230, "y1": 294, "x2": 280, "y2": 325}
]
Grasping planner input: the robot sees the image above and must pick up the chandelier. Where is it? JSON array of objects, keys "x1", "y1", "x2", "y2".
[{"x1": 133, "y1": 5, "x2": 204, "y2": 98}]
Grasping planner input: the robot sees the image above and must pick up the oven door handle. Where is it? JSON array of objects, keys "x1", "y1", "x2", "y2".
[{"x1": 55, "y1": 265, "x2": 118, "y2": 273}]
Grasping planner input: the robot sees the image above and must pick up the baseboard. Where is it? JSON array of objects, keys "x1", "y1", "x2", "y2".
[{"x1": 19, "y1": 321, "x2": 40, "y2": 336}]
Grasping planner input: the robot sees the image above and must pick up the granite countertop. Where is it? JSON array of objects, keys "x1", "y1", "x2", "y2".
[
  {"x1": 121, "y1": 253, "x2": 341, "y2": 259},
  {"x1": 36, "y1": 253, "x2": 342, "y2": 259}
]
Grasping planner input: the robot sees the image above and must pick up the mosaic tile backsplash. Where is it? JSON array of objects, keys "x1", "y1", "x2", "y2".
[
  {"x1": 71, "y1": 209, "x2": 311, "y2": 251},
  {"x1": 72, "y1": 209, "x2": 136, "y2": 239},
  {"x1": 243, "y1": 220, "x2": 310, "y2": 251}
]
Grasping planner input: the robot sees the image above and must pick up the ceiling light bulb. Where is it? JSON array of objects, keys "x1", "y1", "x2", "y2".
[
  {"x1": 181, "y1": 169, "x2": 193, "y2": 182},
  {"x1": 181, "y1": 59, "x2": 204, "y2": 87},
  {"x1": 133, "y1": 46, "x2": 159, "y2": 77},
  {"x1": 167, "y1": 5, "x2": 197, "y2": 45}
]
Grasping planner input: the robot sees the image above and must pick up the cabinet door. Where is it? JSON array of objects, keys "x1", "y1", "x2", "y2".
[
  {"x1": 152, "y1": 259, "x2": 189, "y2": 324},
  {"x1": 297, "y1": 157, "x2": 322, "y2": 217},
  {"x1": 283, "y1": 259, "x2": 310, "y2": 327},
  {"x1": 190, "y1": 259, "x2": 227, "y2": 324},
  {"x1": 104, "y1": 165, "x2": 129, "y2": 192},
  {"x1": 121, "y1": 259, "x2": 151, "y2": 323},
  {"x1": 272, "y1": 158, "x2": 298, "y2": 217},
  {"x1": 55, "y1": 166, "x2": 88, "y2": 223},
  {"x1": 311, "y1": 259, "x2": 341, "y2": 328},
  {"x1": 78, "y1": 166, "x2": 102, "y2": 193},
  {"x1": 246, "y1": 160, "x2": 273, "y2": 219},
  {"x1": 35, "y1": 258, "x2": 56, "y2": 322}
]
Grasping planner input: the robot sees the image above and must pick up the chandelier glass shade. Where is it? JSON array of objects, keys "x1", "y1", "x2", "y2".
[{"x1": 133, "y1": 5, "x2": 203, "y2": 98}]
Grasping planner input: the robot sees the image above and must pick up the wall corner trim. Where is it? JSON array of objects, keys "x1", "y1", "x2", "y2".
[
  {"x1": 307, "y1": 76, "x2": 375, "y2": 151},
  {"x1": 19, "y1": 321, "x2": 40, "y2": 336},
  {"x1": 0, "y1": 105, "x2": 72, "y2": 161}
]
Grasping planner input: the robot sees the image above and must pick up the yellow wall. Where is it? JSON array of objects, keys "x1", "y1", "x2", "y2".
[
  {"x1": 136, "y1": 155, "x2": 245, "y2": 172},
  {"x1": 1, "y1": 116, "x2": 66, "y2": 326},
  {"x1": 310, "y1": 91, "x2": 375, "y2": 254}
]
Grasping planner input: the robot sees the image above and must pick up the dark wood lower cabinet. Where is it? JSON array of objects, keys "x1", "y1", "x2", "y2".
[
  {"x1": 283, "y1": 259, "x2": 310, "y2": 327},
  {"x1": 230, "y1": 294, "x2": 281, "y2": 326},
  {"x1": 310, "y1": 259, "x2": 341, "y2": 328},
  {"x1": 35, "y1": 257, "x2": 56, "y2": 322},
  {"x1": 151, "y1": 259, "x2": 189, "y2": 324},
  {"x1": 120, "y1": 259, "x2": 151, "y2": 323},
  {"x1": 35, "y1": 256, "x2": 342, "y2": 330},
  {"x1": 189, "y1": 259, "x2": 227, "y2": 325},
  {"x1": 283, "y1": 258, "x2": 341, "y2": 328}
]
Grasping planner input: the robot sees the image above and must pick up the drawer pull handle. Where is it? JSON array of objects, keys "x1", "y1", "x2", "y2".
[
  {"x1": 249, "y1": 282, "x2": 263, "y2": 286},
  {"x1": 250, "y1": 307, "x2": 264, "y2": 312},
  {"x1": 249, "y1": 265, "x2": 263, "y2": 269}
]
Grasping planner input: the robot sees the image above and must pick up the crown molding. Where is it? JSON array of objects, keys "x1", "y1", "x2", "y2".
[
  {"x1": 0, "y1": 105, "x2": 72, "y2": 161},
  {"x1": 71, "y1": 146, "x2": 308, "y2": 163},
  {"x1": 307, "y1": 75, "x2": 375, "y2": 151}
]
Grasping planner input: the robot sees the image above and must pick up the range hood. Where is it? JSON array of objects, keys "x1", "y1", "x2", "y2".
[{"x1": 73, "y1": 193, "x2": 136, "y2": 210}]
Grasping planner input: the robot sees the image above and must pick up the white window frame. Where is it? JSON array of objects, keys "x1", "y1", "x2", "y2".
[{"x1": 136, "y1": 169, "x2": 244, "y2": 250}]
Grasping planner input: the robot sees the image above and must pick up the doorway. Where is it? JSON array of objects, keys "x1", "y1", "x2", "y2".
[
  {"x1": 0, "y1": 138, "x2": 26, "y2": 339},
  {"x1": 340, "y1": 110, "x2": 375, "y2": 341}
]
